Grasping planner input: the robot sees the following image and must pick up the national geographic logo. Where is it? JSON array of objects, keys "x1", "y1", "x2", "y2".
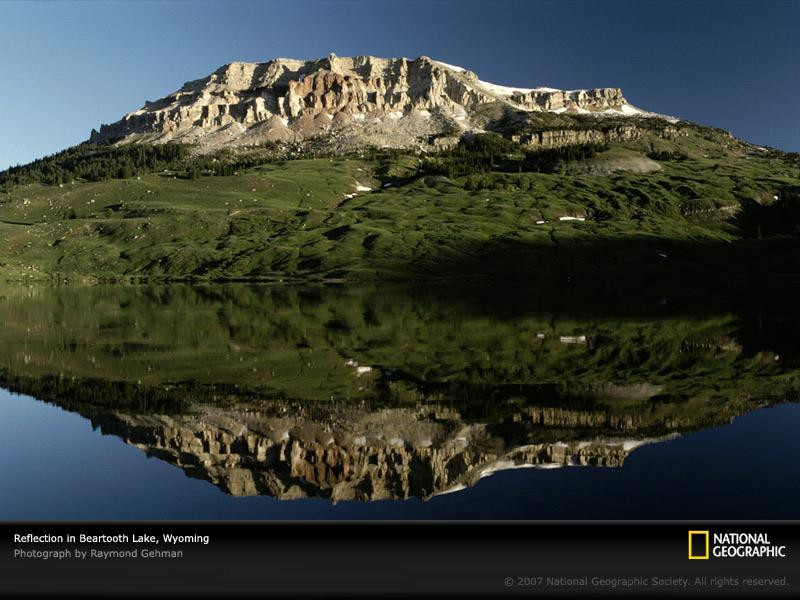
[{"x1": 688, "y1": 531, "x2": 788, "y2": 560}]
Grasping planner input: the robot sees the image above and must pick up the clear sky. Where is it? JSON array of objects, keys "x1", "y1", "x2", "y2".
[{"x1": 1, "y1": 0, "x2": 798, "y2": 170}]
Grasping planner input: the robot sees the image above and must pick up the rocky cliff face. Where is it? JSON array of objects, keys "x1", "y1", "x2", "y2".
[
  {"x1": 511, "y1": 123, "x2": 685, "y2": 149},
  {"x1": 89, "y1": 54, "x2": 661, "y2": 151}
]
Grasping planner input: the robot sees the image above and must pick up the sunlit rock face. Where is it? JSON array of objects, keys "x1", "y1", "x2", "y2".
[{"x1": 88, "y1": 54, "x2": 653, "y2": 151}]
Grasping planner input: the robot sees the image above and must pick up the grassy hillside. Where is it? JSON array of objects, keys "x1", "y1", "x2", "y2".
[{"x1": 1, "y1": 122, "x2": 799, "y2": 283}]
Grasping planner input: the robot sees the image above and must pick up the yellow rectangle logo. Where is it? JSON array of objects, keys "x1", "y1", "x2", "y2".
[{"x1": 689, "y1": 530, "x2": 710, "y2": 560}]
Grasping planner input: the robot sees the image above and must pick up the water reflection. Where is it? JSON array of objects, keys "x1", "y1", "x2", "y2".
[{"x1": 1, "y1": 284, "x2": 798, "y2": 501}]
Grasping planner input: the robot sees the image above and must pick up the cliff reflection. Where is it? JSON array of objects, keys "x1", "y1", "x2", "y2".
[{"x1": 1, "y1": 284, "x2": 798, "y2": 500}]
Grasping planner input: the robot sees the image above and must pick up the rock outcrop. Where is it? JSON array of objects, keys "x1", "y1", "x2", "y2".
[{"x1": 89, "y1": 54, "x2": 663, "y2": 151}]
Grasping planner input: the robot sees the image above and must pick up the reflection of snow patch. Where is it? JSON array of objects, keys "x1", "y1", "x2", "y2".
[
  {"x1": 353, "y1": 436, "x2": 366, "y2": 446},
  {"x1": 433, "y1": 483, "x2": 467, "y2": 496},
  {"x1": 622, "y1": 440, "x2": 646, "y2": 451},
  {"x1": 479, "y1": 461, "x2": 535, "y2": 479}
]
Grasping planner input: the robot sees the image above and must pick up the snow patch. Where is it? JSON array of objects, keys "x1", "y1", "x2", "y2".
[
  {"x1": 477, "y1": 79, "x2": 536, "y2": 96},
  {"x1": 433, "y1": 60, "x2": 466, "y2": 72},
  {"x1": 619, "y1": 103, "x2": 643, "y2": 116}
]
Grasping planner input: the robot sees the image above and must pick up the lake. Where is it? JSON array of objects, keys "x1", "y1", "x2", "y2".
[{"x1": 1, "y1": 283, "x2": 798, "y2": 519}]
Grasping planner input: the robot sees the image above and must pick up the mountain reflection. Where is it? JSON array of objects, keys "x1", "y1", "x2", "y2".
[{"x1": 1, "y1": 284, "x2": 798, "y2": 500}]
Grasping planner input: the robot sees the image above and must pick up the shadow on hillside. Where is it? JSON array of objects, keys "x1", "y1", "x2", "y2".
[{"x1": 415, "y1": 236, "x2": 800, "y2": 293}]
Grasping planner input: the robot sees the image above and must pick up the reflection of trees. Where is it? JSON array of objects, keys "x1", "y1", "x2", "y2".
[{"x1": 0, "y1": 283, "x2": 798, "y2": 423}]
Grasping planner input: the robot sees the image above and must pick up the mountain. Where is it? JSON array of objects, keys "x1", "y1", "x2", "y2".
[
  {"x1": 88, "y1": 53, "x2": 663, "y2": 153},
  {"x1": 1, "y1": 54, "x2": 799, "y2": 284}
]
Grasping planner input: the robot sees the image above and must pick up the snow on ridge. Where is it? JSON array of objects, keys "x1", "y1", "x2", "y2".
[
  {"x1": 433, "y1": 59, "x2": 467, "y2": 72},
  {"x1": 619, "y1": 103, "x2": 643, "y2": 115},
  {"x1": 432, "y1": 58, "x2": 561, "y2": 96},
  {"x1": 425, "y1": 58, "x2": 675, "y2": 121},
  {"x1": 476, "y1": 79, "x2": 537, "y2": 96}
]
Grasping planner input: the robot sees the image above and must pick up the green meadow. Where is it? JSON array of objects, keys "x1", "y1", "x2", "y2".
[{"x1": 1, "y1": 124, "x2": 799, "y2": 283}]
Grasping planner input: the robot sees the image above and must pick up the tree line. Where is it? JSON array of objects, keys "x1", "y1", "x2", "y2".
[
  {"x1": 419, "y1": 133, "x2": 608, "y2": 181},
  {"x1": 0, "y1": 143, "x2": 194, "y2": 188}
]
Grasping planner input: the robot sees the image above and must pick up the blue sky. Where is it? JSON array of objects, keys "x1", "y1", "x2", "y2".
[{"x1": 1, "y1": 0, "x2": 798, "y2": 170}]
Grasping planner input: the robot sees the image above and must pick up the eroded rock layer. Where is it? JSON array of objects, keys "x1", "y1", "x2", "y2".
[{"x1": 89, "y1": 54, "x2": 655, "y2": 151}]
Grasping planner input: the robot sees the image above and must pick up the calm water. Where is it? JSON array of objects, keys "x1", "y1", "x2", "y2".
[{"x1": 0, "y1": 284, "x2": 799, "y2": 519}]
